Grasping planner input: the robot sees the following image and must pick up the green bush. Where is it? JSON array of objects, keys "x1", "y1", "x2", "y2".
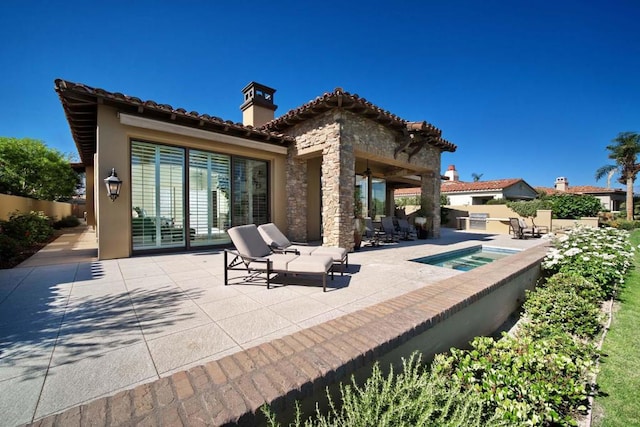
[
  {"x1": 523, "y1": 286, "x2": 603, "y2": 340},
  {"x1": 546, "y1": 194, "x2": 602, "y2": 219},
  {"x1": 433, "y1": 333, "x2": 598, "y2": 426},
  {"x1": 53, "y1": 215, "x2": 80, "y2": 229},
  {"x1": 1, "y1": 211, "x2": 53, "y2": 245},
  {"x1": 485, "y1": 198, "x2": 508, "y2": 205},
  {"x1": 0, "y1": 233, "x2": 22, "y2": 262},
  {"x1": 543, "y1": 272, "x2": 605, "y2": 304}
]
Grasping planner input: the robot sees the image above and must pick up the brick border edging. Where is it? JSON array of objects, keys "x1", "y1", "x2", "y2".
[{"x1": 30, "y1": 244, "x2": 550, "y2": 426}]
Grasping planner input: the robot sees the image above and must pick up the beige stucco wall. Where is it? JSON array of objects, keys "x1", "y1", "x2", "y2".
[
  {"x1": 95, "y1": 106, "x2": 287, "y2": 260},
  {"x1": 0, "y1": 193, "x2": 74, "y2": 221},
  {"x1": 444, "y1": 204, "x2": 599, "y2": 234}
]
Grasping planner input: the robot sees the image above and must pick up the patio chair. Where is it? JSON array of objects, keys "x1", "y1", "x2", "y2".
[
  {"x1": 362, "y1": 217, "x2": 383, "y2": 246},
  {"x1": 257, "y1": 223, "x2": 348, "y2": 275},
  {"x1": 397, "y1": 218, "x2": 417, "y2": 240},
  {"x1": 225, "y1": 224, "x2": 334, "y2": 291},
  {"x1": 509, "y1": 217, "x2": 528, "y2": 239},
  {"x1": 380, "y1": 216, "x2": 401, "y2": 242}
]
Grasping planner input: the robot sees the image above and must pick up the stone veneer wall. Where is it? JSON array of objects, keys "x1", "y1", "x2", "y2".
[
  {"x1": 284, "y1": 109, "x2": 445, "y2": 250},
  {"x1": 284, "y1": 111, "x2": 344, "y2": 246}
]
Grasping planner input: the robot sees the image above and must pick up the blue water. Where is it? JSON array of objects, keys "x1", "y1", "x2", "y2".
[{"x1": 411, "y1": 246, "x2": 519, "y2": 271}]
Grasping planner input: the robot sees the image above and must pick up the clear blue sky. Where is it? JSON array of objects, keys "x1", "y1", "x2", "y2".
[{"x1": 1, "y1": 0, "x2": 638, "y2": 189}]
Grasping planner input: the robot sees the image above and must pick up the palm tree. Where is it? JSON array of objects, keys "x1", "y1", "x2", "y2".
[
  {"x1": 595, "y1": 132, "x2": 640, "y2": 220},
  {"x1": 471, "y1": 172, "x2": 483, "y2": 182}
]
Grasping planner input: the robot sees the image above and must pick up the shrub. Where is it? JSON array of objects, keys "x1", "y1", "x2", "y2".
[
  {"x1": 53, "y1": 215, "x2": 80, "y2": 229},
  {"x1": 543, "y1": 226, "x2": 634, "y2": 297},
  {"x1": 433, "y1": 334, "x2": 598, "y2": 426},
  {"x1": 604, "y1": 219, "x2": 640, "y2": 230},
  {"x1": 263, "y1": 353, "x2": 501, "y2": 427},
  {"x1": 486, "y1": 198, "x2": 508, "y2": 205},
  {"x1": 0, "y1": 233, "x2": 22, "y2": 263},
  {"x1": 546, "y1": 194, "x2": 602, "y2": 219},
  {"x1": 523, "y1": 286, "x2": 603, "y2": 340},
  {"x1": 543, "y1": 272, "x2": 605, "y2": 304},
  {"x1": 1, "y1": 211, "x2": 53, "y2": 245}
]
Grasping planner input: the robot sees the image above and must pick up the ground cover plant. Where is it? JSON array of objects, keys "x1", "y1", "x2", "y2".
[{"x1": 263, "y1": 226, "x2": 635, "y2": 426}]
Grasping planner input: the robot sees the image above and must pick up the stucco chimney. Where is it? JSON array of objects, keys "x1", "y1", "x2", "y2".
[
  {"x1": 240, "y1": 82, "x2": 277, "y2": 127},
  {"x1": 554, "y1": 176, "x2": 569, "y2": 192},
  {"x1": 444, "y1": 165, "x2": 459, "y2": 182}
]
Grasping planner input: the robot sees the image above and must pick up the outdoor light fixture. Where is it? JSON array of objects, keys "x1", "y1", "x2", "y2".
[{"x1": 104, "y1": 168, "x2": 122, "y2": 201}]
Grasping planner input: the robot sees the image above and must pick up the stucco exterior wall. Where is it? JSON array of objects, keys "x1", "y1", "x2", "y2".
[{"x1": 95, "y1": 105, "x2": 288, "y2": 260}]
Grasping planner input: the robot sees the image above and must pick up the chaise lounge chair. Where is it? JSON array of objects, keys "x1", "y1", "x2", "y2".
[
  {"x1": 225, "y1": 224, "x2": 334, "y2": 291},
  {"x1": 257, "y1": 223, "x2": 348, "y2": 275}
]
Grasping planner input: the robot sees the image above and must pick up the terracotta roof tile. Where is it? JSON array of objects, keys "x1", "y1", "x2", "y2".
[
  {"x1": 535, "y1": 186, "x2": 625, "y2": 195},
  {"x1": 262, "y1": 87, "x2": 456, "y2": 153},
  {"x1": 55, "y1": 79, "x2": 293, "y2": 166},
  {"x1": 441, "y1": 178, "x2": 523, "y2": 193}
]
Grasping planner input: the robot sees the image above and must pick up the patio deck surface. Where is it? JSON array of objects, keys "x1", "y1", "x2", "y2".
[{"x1": 0, "y1": 225, "x2": 546, "y2": 426}]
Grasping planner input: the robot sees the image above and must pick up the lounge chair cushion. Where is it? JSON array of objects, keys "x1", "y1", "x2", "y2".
[
  {"x1": 228, "y1": 224, "x2": 272, "y2": 258},
  {"x1": 257, "y1": 223, "x2": 293, "y2": 248},
  {"x1": 287, "y1": 255, "x2": 333, "y2": 274},
  {"x1": 312, "y1": 246, "x2": 348, "y2": 262},
  {"x1": 247, "y1": 253, "x2": 299, "y2": 271}
]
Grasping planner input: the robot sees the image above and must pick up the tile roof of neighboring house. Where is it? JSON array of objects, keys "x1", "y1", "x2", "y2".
[
  {"x1": 441, "y1": 178, "x2": 524, "y2": 193},
  {"x1": 262, "y1": 87, "x2": 457, "y2": 154},
  {"x1": 536, "y1": 186, "x2": 625, "y2": 195},
  {"x1": 55, "y1": 79, "x2": 293, "y2": 166},
  {"x1": 394, "y1": 188, "x2": 422, "y2": 197}
]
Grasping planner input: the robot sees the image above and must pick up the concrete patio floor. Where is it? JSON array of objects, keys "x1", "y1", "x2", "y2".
[{"x1": 0, "y1": 225, "x2": 546, "y2": 426}]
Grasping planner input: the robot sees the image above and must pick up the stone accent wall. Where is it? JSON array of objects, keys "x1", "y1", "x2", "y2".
[
  {"x1": 283, "y1": 109, "x2": 445, "y2": 248},
  {"x1": 421, "y1": 172, "x2": 441, "y2": 237},
  {"x1": 285, "y1": 112, "x2": 349, "y2": 248},
  {"x1": 285, "y1": 150, "x2": 308, "y2": 241}
]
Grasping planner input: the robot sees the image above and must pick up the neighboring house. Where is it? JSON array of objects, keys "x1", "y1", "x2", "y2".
[
  {"x1": 394, "y1": 165, "x2": 537, "y2": 206},
  {"x1": 536, "y1": 177, "x2": 625, "y2": 211},
  {"x1": 440, "y1": 165, "x2": 537, "y2": 205},
  {"x1": 55, "y1": 80, "x2": 456, "y2": 259}
]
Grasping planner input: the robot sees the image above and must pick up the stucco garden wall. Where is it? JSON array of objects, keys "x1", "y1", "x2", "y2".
[{"x1": 0, "y1": 193, "x2": 74, "y2": 221}]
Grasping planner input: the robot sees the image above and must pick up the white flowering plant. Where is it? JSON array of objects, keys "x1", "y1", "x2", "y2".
[{"x1": 542, "y1": 226, "x2": 635, "y2": 297}]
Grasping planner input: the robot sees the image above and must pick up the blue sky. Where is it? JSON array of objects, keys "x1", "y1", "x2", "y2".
[{"x1": 1, "y1": 0, "x2": 638, "y2": 188}]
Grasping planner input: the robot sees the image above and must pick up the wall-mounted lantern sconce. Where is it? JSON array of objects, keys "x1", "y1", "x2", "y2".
[{"x1": 104, "y1": 168, "x2": 123, "y2": 201}]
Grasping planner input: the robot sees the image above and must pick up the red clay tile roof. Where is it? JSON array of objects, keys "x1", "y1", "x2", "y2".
[
  {"x1": 55, "y1": 79, "x2": 293, "y2": 166},
  {"x1": 536, "y1": 186, "x2": 625, "y2": 195},
  {"x1": 441, "y1": 178, "x2": 524, "y2": 193},
  {"x1": 261, "y1": 87, "x2": 457, "y2": 153},
  {"x1": 394, "y1": 188, "x2": 422, "y2": 197}
]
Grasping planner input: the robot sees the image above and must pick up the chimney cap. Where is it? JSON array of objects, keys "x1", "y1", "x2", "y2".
[
  {"x1": 240, "y1": 81, "x2": 277, "y2": 112},
  {"x1": 447, "y1": 165, "x2": 456, "y2": 171}
]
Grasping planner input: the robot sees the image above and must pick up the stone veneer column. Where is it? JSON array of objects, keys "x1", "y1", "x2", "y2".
[
  {"x1": 286, "y1": 151, "x2": 308, "y2": 242},
  {"x1": 421, "y1": 171, "x2": 441, "y2": 238},
  {"x1": 321, "y1": 119, "x2": 355, "y2": 251}
]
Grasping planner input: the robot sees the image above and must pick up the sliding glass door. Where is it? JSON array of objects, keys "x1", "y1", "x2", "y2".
[
  {"x1": 131, "y1": 141, "x2": 185, "y2": 250},
  {"x1": 131, "y1": 141, "x2": 270, "y2": 251},
  {"x1": 189, "y1": 150, "x2": 231, "y2": 246}
]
